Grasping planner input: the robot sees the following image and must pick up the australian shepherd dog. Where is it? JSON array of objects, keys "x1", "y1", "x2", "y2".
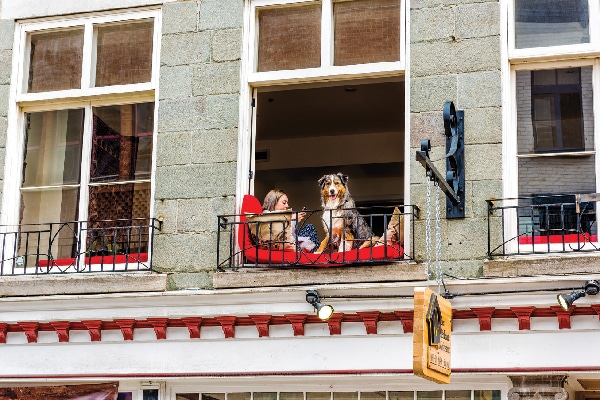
[{"x1": 316, "y1": 173, "x2": 378, "y2": 253}]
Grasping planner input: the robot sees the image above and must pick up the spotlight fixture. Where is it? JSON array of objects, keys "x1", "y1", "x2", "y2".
[
  {"x1": 557, "y1": 279, "x2": 600, "y2": 311},
  {"x1": 306, "y1": 290, "x2": 334, "y2": 321}
]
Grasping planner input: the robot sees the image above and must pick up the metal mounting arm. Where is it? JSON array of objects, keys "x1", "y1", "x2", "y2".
[{"x1": 415, "y1": 101, "x2": 465, "y2": 219}]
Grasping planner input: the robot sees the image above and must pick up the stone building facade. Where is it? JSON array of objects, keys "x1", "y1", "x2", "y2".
[{"x1": 0, "y1": 1, "x2": 599, "y2": 400}]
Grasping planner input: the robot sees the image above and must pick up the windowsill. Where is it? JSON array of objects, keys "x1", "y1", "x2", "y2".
[
  {"x1": 213, "y1": 260, "x2": 420, "y2": 289},
  {"x1": 0, "y1": 272, "x2": 167, "y2": 297},
  {"x1": 483, "y1": 252, "x2": 600, "y2": 278},
  {"x1": 517, "y1": 150, "x2": 595, "y2": 158}
]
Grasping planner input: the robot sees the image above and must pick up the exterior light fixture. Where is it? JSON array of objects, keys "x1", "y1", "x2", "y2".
[
  {"x1": 306, "y1": 290, "x2": 334, "y2": 321},
  {"x1": 557, "y1": 280, "x2": 600, "y2": 311}
]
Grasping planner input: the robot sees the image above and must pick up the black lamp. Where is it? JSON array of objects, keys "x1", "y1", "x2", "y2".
[
  {"x1": 306, "y1": 290, "x2": 334, "y2": 321},
  {"x1": 557, "y1": 280, "x2": 600, "y2": 311}
]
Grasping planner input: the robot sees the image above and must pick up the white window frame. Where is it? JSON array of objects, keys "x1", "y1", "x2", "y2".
[
  {"x1": 246, "y1": 0, "x2": 406, "y2": 86},
  {"x1": 502, "y1": 0, "x2": 600, "y2": 253},
  {"x1": 236, "y1": 0, "x2": 409, "y2": 255},
  {"x1": 1, "y1": 8, "x2": 162, "y2": 272}
]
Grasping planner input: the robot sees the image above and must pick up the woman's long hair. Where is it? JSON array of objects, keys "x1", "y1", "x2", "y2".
[{"x1": 262, "y1": 189, "x2": 286, "y2": 211}]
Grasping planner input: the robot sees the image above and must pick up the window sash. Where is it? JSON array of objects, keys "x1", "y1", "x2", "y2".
[{"x1": 247, "y1": 0, "x2": 405, "y2": 85}]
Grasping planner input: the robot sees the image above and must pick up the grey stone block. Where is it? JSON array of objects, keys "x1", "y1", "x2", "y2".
[
  {"x1": 0, "y1": 85, "x2": 8, "y2": 118},
  {"x1": 464, "y1": 106, "x2": 502, "y2": 145},
  {"x1": 156, "y1": 131, "x2": 192, "y2": 166},
  {"x1": 159, "y1": 65, "x2": 193, "y2": 100},
  {"x1": 153, "y1": 199, "x2": 178, "y2": 234},
  {"x1": 410, "y1": 6, "x2": 454, "y2": 43},
  {"x1": 0, "y1": 116, "x2": 7, "y2": 148},
  {"x1": 177, "y1": 196, "x2": 235, "y2": 233},
  {"x1": 154, "y1": 162, "x2": 237, "y2": 199},
  {"x1": 212, "y1": 28, "x2": 242, "y2": 61},
  {"x1": 152, "y1": 231, "x2": 216, "y2": 272},
  {"x1": 167, "y1": 272, "x2": 214, "y2": 290},
  {"x1": 411, "y1": 36, "x2": 500, "y2": 77},
  {"x1": 456, "y1": 2, "x2": 500, "y2": 38},
  {"x1": 204, "y1": 94, "x2": 239, "y2": 129},
  {"x1": 0, "y1": 50, "x2": 12, "y2": 85},
  {"x1": 162, "y1": 1, "x2": 198, "y2": 34},
  {"x1": 412, "y1": 0, "x2": 490, "y2": 9},
  {"x1": 465, "y1": 143, "x2": 502, "y2": 181},
  {"x1": 445, "y1": 217, "x2": 489, "y2": 260},
  {"x1": 158, "y1": 97, "x2": 205, "y2": 132},
  {"x1": 458, "y1": 70, "x2": 502, "y2": 109},
  {"x1": 439, "y1": 259, "x2": 483, "y2": 279},
  {"x1": 191, "y1": 128, "x2": 238, "y2": 164},
  {"x1": 410, "y1": 111, "x2": 446, "y2": 148},
  {"x1": 161, "y1": 32, "x2": 210, "y2": 66},
  {"x1": 0, "y1": 20, "x2": 15, "y2": 51},
  {"x1": 199, "y1": 0, "x2": 243, "y2": 31},
  {"x1": 410, "y1": 75, "x2": 457, "y2": 113},
  {"x1": 192, "y1": 61, "x2": 240, "y2": 96}
]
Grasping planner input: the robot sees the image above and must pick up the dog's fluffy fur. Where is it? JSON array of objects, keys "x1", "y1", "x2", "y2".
[{"x1": 316, "y1": 173, "x2": 378, "y2": 253}]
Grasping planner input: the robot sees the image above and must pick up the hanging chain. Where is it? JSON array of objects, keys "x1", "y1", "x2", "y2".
[
  {"x1": 425, "y1": 174, "x2": 432, "y2": 282},
  {"x1": 435, "y1": 181, "x2": 443, "y2": 292}
]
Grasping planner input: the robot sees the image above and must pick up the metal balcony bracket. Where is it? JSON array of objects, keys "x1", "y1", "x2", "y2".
[{"x1": 415, "y1": 101, "x2": 465, "y2": 219}]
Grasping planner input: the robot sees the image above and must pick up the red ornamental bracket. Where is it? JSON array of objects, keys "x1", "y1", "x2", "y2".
[
  {"x1": 471, "y1": 307, "x2": 495, "y2": 331},
  {"x1": 181, "y1": 317, "x2": 202, "y2": 339},
  {"x1": 216, "y1": 316, "x2": 237, "y2": 339},
  {"x1": 114, "y1": 319, "x2": 136, "y2": 341},
  {"x1": 394, "y1": 311, "x2": 414, "y2": 333},
  {"x1": 0, "y1": 323, "x2": 7, "y2": 344},
  {"x1": 18, "y1": 322, "x2": 39, "y2": 343},
  {"x1": 510, "y1": 306, "x2": 536, "y2": 330},
  {"x1": 249, "y1": 315, "x2": 271, "y2": 337},
  {"x1": 550, "y1": 306, "x2": 573, "y2": 329},
  {"x1": 357, "y1": 311, "x2": 380, "y2": 335},
  {"x1": 146, "y1": 318, "x2": 169, "y2": 340},
  {"x1": 50, "y1": 321, "x2": 71, "y2": 343},
  {"x1": 591, "y1": 304, "x2": 600, "y2": 321},
  {"x1": 82, "y1": 320, "x2": 103, "y2": 342},
  {"x1": 327, "y1": 313, "x2": 344, "y2": 335},
  {"x1": 284, "y1": 314, "x2": 307, "y2": 336}
]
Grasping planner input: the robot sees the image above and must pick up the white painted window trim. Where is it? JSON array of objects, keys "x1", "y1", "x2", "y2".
[
  {"x1": 503, "y1": 0, "x2": 600, "y2": 254},
  {"x1": 1, "y1": 8, "x2": 161, "y2": 274}
]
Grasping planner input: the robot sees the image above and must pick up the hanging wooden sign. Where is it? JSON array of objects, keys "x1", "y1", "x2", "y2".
[{"x1": 413, "y1": 287, "x2": 452, "y2": 384}]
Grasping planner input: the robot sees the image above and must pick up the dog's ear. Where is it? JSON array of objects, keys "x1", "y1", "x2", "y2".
[
  {"x1": 337, "y1": 173, "x2": 348, "y2": 185},
  {"x1": 318, "y1": 175, "x2": 327, "y2": 187}
]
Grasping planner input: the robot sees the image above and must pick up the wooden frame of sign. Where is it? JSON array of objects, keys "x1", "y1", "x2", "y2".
[{"x1": 413, "y1": 287, "x2": 452, "y2": 384}]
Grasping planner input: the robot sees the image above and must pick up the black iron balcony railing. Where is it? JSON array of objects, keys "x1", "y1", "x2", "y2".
[
  {"x1": 0, "y1": 218, "x2": 161, "y2": 276},
  {"x1": 217, "y1": 204, "x2": 417, "y2": 269},
  {"x1": 487, "y1": 194, "x2": 598, "y2": 257}
]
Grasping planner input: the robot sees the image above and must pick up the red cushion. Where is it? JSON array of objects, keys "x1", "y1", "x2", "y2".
[
  {"x1": 38, "y1": 253, "x2": 148, "y2": 267},
  {"x1": 239, "y1": 195, "x2": 404, "y2": 267}
]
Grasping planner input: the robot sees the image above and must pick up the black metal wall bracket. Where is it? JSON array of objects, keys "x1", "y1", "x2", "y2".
[{"x1": 415, "y1": 101, "x2": 465, "y2": 219}]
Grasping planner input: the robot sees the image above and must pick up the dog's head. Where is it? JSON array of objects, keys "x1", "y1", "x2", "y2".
[{"x1": 318, "y1": 173, "x2": 349, "y2": 208}]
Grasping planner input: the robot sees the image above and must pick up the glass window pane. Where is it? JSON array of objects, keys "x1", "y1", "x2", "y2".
[
  {"x1": 474, "y1": 391, "x2": 501, "y2": 400},
  {"x1": 91, "y1": 103, "x2": 154, "y2": 183},
  {"x1": 178, "y1": 395, "x2": 200, "y2": 400},
  {"x1": 143, "y1": 390, "x2": 159, "y2": 400},
  {"x1": 334, "y1": 0, "x2": 400, "y2": 66},
  {"x1": 28, "y1": 28, "x2": 83, "y2": 93},
  {"x1": 445, "y1": 391, "x2": 471, "y2": 400},
  {"x1": 389, "y1": 393, "x2": 413, "y2": 400},
  {"x1": 280, "y1": 394, "x2": 303, "y2": 400},
  {"x1": 515, "y1": 0, "x2": 589, "y2": 49},
  {"x1": 228, "y1": 394, "x2": 251, "y2": 400},
  {"x1": 177, "y1": 395, "x2": 200, "y2": 400},
  {"x1": 117, "y1": 393, "x2": 133, "y2": 400},
  {"x1": 257, "y1": 5, "x2": 321, "y2": 72},
  {"x1": 88, "y1": 182, "x2": 151, "y2": 221},
  {"x1": 517, "y1": 67, "x2": 592, "y2": 155},
  {"x1": 361, "y1": 393, "x2": 386, "y2": 400},
  {"x1": 334, "y1": 394, "x2": 358, "y2": 400},
  {"x1": 203, "y1": 394, "x2": 226, "y2": 400},
  {"x1": 307, "y1": 394, "x2": 331, "y2": 400},
  {"x1": 95, "y1": 20, "x2": 154, "y2": 86},
  {"x1": 20, "y1": 189, "x2": 79, "y2": 261},
  {"x1": 416, "y1": 392, "x2": 442, "y2": 400},
  {"x1": 23, "y1": 109, "x2": 84, "y2": 187}
]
